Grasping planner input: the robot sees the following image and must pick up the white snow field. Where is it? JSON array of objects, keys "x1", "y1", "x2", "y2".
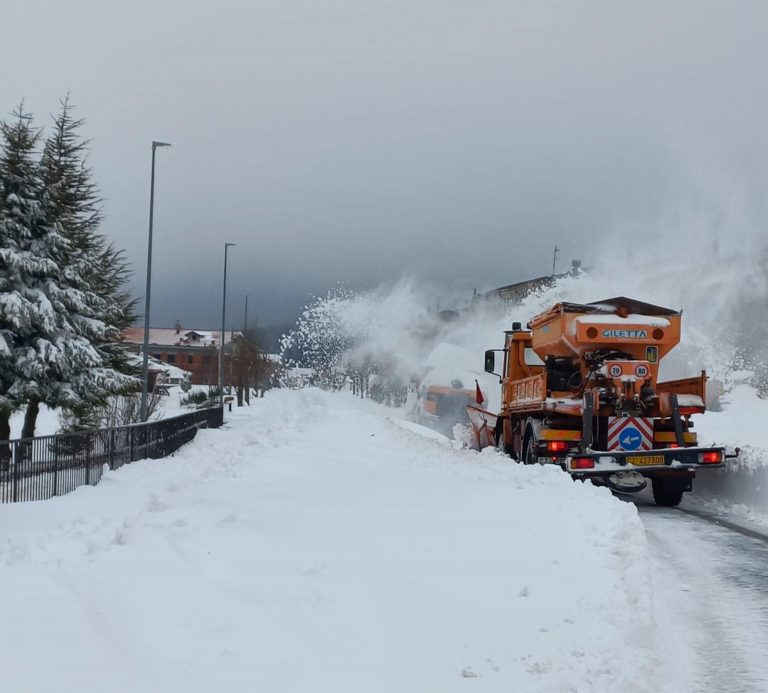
[{"x1": 1, "y1": 389, "x2": 697, "y2": 693}]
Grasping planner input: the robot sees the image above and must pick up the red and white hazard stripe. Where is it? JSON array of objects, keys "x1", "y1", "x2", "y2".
[{"x1": 607, "y1": 417, "x2": 654, "y2": 451}]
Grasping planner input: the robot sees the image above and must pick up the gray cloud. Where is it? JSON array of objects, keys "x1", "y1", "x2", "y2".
[{"x1": 2, "y1": 0, "x2": 767, "y2": 327}]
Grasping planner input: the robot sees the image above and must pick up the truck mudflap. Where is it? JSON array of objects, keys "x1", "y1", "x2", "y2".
[{"x1": 564, "y1": 446, "x2": 736, "y2": 476}]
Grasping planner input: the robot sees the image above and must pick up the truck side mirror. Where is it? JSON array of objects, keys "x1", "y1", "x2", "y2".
[{"x1": 484, "y1": 350, "x2": 495, "y2": 373}]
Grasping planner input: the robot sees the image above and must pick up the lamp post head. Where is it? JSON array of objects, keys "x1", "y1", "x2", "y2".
[
  {"x1": 225, "y1": 242, "x2": 237, "y2": 248},
  {"x1": 152, "y1": 141, "x2": 172, "y2": 149}
]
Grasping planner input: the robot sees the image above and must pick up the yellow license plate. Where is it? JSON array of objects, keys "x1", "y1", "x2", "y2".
[{"x1": 627, "y1": 454, "x2": 665, "y2": 467}]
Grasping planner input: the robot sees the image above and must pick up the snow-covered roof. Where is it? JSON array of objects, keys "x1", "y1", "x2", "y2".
[
  {"x1": 122, "y1": 327, "x2": 240, "y2": 348},
  {"x1": 126, "y1": 354, "x2": 165, "y2": 373},
  {"x1": 161, "y1": 362, "x2": 193, "y2": 381},
  {"x1": 126, "y1": 353, "x2": 192, "y2": 377},
  {"x1": 126, "y1": 354, "x2": 192, "y2": 377}
]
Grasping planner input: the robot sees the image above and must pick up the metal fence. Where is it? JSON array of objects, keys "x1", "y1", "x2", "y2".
[{"x1": 0, "y1": 406, "x2": 224, "y2": 504}]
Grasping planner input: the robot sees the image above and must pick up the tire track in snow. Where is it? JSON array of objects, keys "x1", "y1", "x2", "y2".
[{"x1": 639, "y1": 506, "x2": 768, "y2": 692}]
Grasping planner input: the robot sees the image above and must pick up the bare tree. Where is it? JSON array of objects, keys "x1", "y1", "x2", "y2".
[
  {"x1": 60, "y1": 390, "x2": 164, "y2": 431},
  {"x1": 228, "y1": 329, "x2": 278, "y2": 404}
]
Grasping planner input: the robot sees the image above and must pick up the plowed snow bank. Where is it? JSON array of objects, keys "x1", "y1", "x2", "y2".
[{"x1": 0, "y1": 389, "x2": 683, "y2": 692}]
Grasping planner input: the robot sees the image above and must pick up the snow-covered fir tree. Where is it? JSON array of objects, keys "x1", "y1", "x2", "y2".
[
  {"x1": 0, "y1": 104, "x2": 49, "y2": 444},
  {"x1": 0, "y1": 101, "x2": 135, "y2": 441},
  {"x1": 1, "y1": 104, "x2": 99, "y2": 438},
  {"x1": 38, "y1": 97, "x2": 136, "y2": 430}
]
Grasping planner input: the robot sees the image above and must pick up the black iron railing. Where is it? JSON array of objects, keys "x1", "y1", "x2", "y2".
[{"x1": 0, "y1": 406, "x2": 224, "y2": 504}]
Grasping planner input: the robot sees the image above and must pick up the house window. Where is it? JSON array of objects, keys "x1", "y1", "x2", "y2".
[
  {"x1": 167, "y1": 354, "x2": 176, "y2": 364},
  {"x1": 152, "y1": 353, "x2": 162, "y2": 360},
  {"x1": 187, "y1": 355, "x2": 194, "y2": 365}
]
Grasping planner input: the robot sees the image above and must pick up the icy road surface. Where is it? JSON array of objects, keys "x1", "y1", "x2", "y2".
[
  {"x1": 638, "y1": 503, "x2": 768, "y2": 693},
  {"x1": 0, "y1": 388, "x2": 760, "y2": 693}
]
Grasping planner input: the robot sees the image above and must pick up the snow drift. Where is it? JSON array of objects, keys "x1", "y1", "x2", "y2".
[{"x1": 0, "y1": 389, "x2": 686, "y2": 692}]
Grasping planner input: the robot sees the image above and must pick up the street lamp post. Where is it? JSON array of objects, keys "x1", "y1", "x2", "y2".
[
  {"x1": 220, "y1": 242, "x2": 237, "y2": 408},
  {"x1": 140, "y1": 140, "x2": 172, "y2": 422}
]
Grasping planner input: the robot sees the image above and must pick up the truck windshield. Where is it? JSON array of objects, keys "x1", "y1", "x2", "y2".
[{"x1": 525, "y1": 348, "x2": 544, "y2": 366}]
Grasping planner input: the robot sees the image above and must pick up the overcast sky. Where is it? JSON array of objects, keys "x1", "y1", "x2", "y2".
[{"x1": 3, "y1": 0, "x2": 768, "y2": 329}]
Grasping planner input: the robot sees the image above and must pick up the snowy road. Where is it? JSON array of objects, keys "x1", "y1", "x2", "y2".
[{"x1": 637, "y1": 502, "x2": 768, "y2": 693}]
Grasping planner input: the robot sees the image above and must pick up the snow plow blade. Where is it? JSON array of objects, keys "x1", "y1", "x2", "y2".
[{"x1": 466, "y1": 405, "x2": 497, "y2": 450}]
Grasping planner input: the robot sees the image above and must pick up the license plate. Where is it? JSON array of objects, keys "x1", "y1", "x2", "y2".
[{"x1": 627, "y1": 454, "x2": 665, "y2": 467}]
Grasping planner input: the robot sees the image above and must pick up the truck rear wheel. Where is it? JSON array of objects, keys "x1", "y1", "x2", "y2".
[
  {"x1": 523, "y1": 433, "x2": 537, "y2": 465},
  {"x1": 652, "y1": 479, "x2": 684, "y2": 507},
  {"x1": 491, "y1": 418, "x2": 517, "y2": 458}
]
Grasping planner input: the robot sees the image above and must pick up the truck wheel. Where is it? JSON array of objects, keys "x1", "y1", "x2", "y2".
[
  {"x1": 495, "y1": 437, "x2": 515, "y2": 458},
  {"x1": 652, "y1": 479, "x2": 684, "y2": 507},
  {"x1": 494, "y1": 426, "x2": 515, "y2": 458},
  {"x1": 493, "y1": 421, "x2": 504, "y2": 451},
  {"x1": 523, "y1": 432, "x2": 537, "y2": 465}
]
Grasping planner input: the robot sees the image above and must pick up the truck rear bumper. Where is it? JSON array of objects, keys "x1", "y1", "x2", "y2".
[{"x1": 564, "y1": 446, "x2": 726, "y2": 477}]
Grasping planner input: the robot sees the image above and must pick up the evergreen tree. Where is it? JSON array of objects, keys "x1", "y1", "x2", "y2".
[
  {"x1": 0, "y1": 103, "x2": 88, "y2": 441},
  {"x1": 0, "y1": 99, "x2": 137, "y2": 442},
  {"x1": 36, "y1": 96, "x2": 136, "y2": 432},
  {"x1": 0, "y1": 104, "x2": 46, "y2": 446}
]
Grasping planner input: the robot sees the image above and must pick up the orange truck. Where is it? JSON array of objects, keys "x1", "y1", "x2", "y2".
[
  {"x1": 467, "y1": 297, "x2": 737, "y2": 506},
  {"x1": 414, "y1": 383, "x2": 478, "y2": 437}
]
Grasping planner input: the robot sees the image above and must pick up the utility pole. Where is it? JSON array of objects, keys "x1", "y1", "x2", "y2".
[
  {"x1": 551, "y1": 244, "x2": 559, "y2": 276},
  {"x1": 220, "y1": 242, "x2": 236, "y2": 408},
  {"x1": 140, "y1": 140, "x2": 171, "y2": 422}
]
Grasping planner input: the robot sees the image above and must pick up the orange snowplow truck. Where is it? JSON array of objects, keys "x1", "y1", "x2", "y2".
[{"x1": 467, "y1": 297, "x2": 738, "y2": 506}]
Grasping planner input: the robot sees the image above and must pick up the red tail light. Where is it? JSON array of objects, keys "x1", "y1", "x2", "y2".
[
  {"x1": 701, "y1": 451, "x2": 722, "y2": 464},
  {"x1": 547, "y1": 441, "x2": 568, "y2": 452},
  {"x1": 571, "y1": 457, "x2": 595, "y2": 470},
  {"x1": 679, "y1": 407, "x2": 703, "y2": 416},
  {"x1": 667, "y1": 443, "x2": 680, "y2": 449}
]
